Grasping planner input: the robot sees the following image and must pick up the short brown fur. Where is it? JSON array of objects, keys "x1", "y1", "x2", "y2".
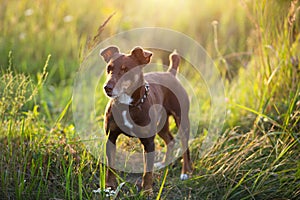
[{"x1": 100, "y1": 46, "x2": 192, "y2": 193}]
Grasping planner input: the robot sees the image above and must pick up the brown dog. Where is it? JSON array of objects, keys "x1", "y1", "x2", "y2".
[{"x1": 100, "y1": 46, "x2": 192, "y2": 193}]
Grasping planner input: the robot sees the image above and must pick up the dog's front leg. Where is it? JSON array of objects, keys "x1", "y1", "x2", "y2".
[
  {"x1": 106, "y1": 132, "x2": 119, "y2": 189},
  {"x1": 139, "y1": 136, "x2": 155, "y2": 193}
]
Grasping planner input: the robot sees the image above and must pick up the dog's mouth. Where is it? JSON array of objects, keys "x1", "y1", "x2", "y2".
[
  {"x1": 104, "y1": 83, "x2": 118, "y2": 98},
  {"x1": 105, "y1": 90, "x2": 118, "y2": 98},
  {"x1": 105, "y1": 87, "x2": 124, "y2": 99},
  {"x1": 105, "y1": 90, "x2": 114, "y2": 97},
  {"x1": 105, "y1": 80, "x2": 132, "y2": 96},
  {"x1": 104, "y1": 86, "x2": 134, "y2": 105}
]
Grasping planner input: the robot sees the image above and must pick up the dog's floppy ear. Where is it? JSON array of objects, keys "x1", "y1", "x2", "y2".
[
  {"x1": 100, "y1": 46, "x2": 120, "y2": 63},
  {"x1": 130, "y1": 46, "x2": 152, "y2": 64}
]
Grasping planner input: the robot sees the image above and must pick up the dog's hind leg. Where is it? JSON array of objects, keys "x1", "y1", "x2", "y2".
[
  {"x1": 173, "y1": 112, "x2": 192, "y2": 180},
  {"x1": 157, "y1": 118, "x2": 175, "y2": 168}
]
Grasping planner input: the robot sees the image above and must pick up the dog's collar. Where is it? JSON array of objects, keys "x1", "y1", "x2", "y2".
[{"x1": 130, "y1": 82, "x2": 150, "y2": 107}]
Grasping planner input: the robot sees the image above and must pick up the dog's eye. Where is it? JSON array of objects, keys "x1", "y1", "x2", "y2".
[
  {"x1": 121, "y1": 65, "x2": 128, "y2": 72},
  {"x1": 107, "y1": 65, "x2": 113, "y2": 73}
]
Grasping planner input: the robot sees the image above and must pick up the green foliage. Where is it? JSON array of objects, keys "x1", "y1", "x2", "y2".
[{"x1": 0, "y1": 52, "x2": 48, "y2": 120}]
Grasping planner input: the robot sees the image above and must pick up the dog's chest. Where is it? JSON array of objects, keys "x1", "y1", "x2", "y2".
[
  {"x1": 120, "y1": 107, "x2": 150, "y2": 128},
  {"x1": 121, "y1": 110, "x2": 133, "y2": 129},
  {"x1": 108, "y1": 103, "x2": 152, "y2": 135}
]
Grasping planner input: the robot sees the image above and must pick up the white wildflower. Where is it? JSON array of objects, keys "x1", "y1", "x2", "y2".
[
  {"x1": 63, "y1": 15, "x2": 73, "y2": 23},
  {"x1": 24, "y1": 9, "x2": 34, "y2": 16}
]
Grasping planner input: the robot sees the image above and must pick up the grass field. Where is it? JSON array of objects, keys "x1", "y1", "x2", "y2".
[{"x1": 0, "y1": 0, "x2": 299, "y2": 199}]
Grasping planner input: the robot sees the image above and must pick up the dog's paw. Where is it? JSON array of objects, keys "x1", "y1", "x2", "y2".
[
  {"x1": 92, "y1": 187, "x2": 116, "y2": 197},
  {"x1": 140, "y1": 188, "x2": 154, "y2": 198},
  {"x1": 93, "y1": 182, "x2": 125, "y2": 198},
  {"x1": 180, "y1": 173, "x2": 189, "y2": 181},
  {"x1": 154, "y1": 162, "x2": 165, "y2": 169}
]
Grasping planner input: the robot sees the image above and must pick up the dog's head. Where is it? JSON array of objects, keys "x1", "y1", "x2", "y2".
[{"x1": 100, "y1": 46, "x2": 152, "y2": 100}]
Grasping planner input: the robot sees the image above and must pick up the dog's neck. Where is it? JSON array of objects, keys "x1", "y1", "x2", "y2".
[
  {"x1": 130, "y1": 82, "x2": 149, "y2": 107},
  {"x1": 116, "y1": 77, "x2": 149, "y2": 107}
]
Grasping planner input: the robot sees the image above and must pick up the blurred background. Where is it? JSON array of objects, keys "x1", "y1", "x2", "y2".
[{"x1": 0, "y1": 0, "x2": 298, "y2": 123}]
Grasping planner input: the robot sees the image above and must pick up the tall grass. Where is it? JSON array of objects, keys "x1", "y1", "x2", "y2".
[
  {"x1": 184, "y1": 1, "x2": 300, "y2": 199},
  {"x1": 0, "y1": 0, "x2": 299, "y2": 199}
]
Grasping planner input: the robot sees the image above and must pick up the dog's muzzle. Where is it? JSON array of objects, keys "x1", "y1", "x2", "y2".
[{"x1": 104, "y1": 83, "x2": 114, "y2": 97}]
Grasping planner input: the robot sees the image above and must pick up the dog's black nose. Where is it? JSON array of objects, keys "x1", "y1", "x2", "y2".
[{"x1": 104, "y1": 84, "x2": 113, "y2": 96}]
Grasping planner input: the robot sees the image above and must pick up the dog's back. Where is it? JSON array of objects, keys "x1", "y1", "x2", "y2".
[{"x1": 144, "y1": 72, "x2": 189, "y2": 114}]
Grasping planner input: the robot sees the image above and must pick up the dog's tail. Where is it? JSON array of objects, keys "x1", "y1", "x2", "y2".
[{"x1": 167, "y1": 50, "x2": 180, "y2": 76}]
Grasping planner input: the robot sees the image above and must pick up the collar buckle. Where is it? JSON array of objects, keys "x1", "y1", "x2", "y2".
[{"x1": 130, "y1": 82, "x2": 150, "y2": 107}]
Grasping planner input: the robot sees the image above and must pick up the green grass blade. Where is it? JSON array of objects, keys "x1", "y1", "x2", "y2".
[
  {"x1": 156, "y1": 167, "x2": 169, "y2": 200},
  {"x1": 53, "y1": 98, "x2": 72, "y2": 126},
  {"x1": 231, "y1": 102, "x2": 283, "y2": 129}
]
